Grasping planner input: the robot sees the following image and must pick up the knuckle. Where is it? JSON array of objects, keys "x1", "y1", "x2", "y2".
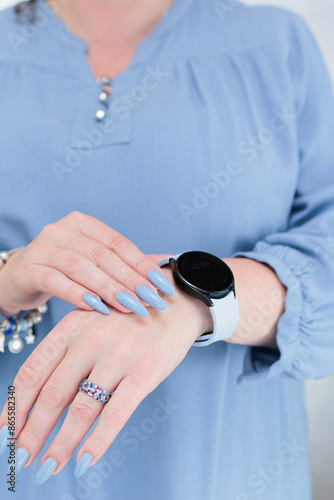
[
  {"x1": 94, "y1": 279, "x2": 115, "y2": 302},
  {"x1": 65, "y1": 307, "x2": 83, "y2": 322},
  {"x1": 69, "y1": 401, "x2": 95, "y2": 423},
  {"x1": 121, "y1": 270, "x2": 135, "y2": 289},
  {"x1": 93, "y1": 323, "x2": 108, "y2": 338},
  {"x1": 63, "y1": 254, "x2": 83, "y2": 275},
  {"x1": 24, "y1": 424, "x2": 42, "y2": 444},
  {"x1": 91, "y1": 433, "x2": 107, "y2": 450},
  {"x1": 17, "y1": 361, "x2": 42, "y2": 388},
  {"x1": 67, "y1": 211, "x2": 84, "y2": 223},
  {"x1": 89, "y1": 246, "x2": 112, "y2": 267},
  {"x1": 110, "y1": 235, "x2": 131, "y2": 254},
  {"x1": 14, "y1": 407, "x2": 28, "y2": 420},
  {"x1": 13, "y1": 408, "x2": 30, "y2": 428},
  {"x1": 40, "y1": 223, "x2": 60, "y2": 241},
  {"x1": 131, "y1": 356, "x2": 159, "y2": 388},
  {"x1": 85, "y1": 323, "x2": 108, "y2": 348},
  {"x1": 40, "y1": 384, "x2": 64, "y2": 409},
  {"x1": 137, "y1": 355, "x2": 159, "y2": 376},
  {"x1": 103, "y1": 405, "x2": 128, "y2": 426},
  {"x1": 49, "y1": 439, "x2": 70, "y2": 461},
  {"x1": 62, "y1": 309, "x2": 84, "y2": 336},
  {"x1": 133, "y1": 256, "x2": 148, "y2": 273},
  {"x1": 41, "y1": 223, "x2": 56, "y2": 236}
]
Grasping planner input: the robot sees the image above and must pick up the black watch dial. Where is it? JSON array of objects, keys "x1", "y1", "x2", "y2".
[{"x1": 175, "y1": 251, "x2": 234, "y2": 298}]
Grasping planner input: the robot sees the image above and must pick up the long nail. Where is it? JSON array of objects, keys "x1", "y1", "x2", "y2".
[
  {"x1": 83, "y1": 294, "x2": 109, "y2": 315},
  {"x1": 136, "y1": 285, "x2": 167, "y2": 310},
  {"x1": 0, "y1": 425, "x2": 9, "y2": 456},
  {"x1": 74, "y1": 452, "x2": 93, "y2": 478},
  {"x1": 7, "y1": 447, "x2": 29, "y2": 475},
  {"x1": 147, "y1": 269, "x2": 175, "y2": 296},
  {"x1": 35, "y1": 457, "x2": 58, "y2": 485},
  {"x1": 116, "y1": 291, "x2": 148, "y2": 316}
]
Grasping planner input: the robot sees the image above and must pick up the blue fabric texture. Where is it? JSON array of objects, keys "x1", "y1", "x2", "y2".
[{"x1": 1, "y1": 0, "x2": 334, "y2": 498}]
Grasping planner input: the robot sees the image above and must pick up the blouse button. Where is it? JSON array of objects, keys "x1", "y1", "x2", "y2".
[
  {"x1": 99, "y1": 91, "x2": 109, "y2": 103},
  {"x1": 95, "y1": 109, "x2": 106, "y2": 121}
]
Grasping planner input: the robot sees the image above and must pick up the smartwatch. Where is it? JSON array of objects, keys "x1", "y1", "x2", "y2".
[{"x1": 158, "y1": 251, "x2": 239, "y2": 346}]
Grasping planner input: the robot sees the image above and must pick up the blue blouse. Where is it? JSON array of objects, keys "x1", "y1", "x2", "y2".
[{"x1": 1, "y1": 0, "x2": 334, "y2": 498}]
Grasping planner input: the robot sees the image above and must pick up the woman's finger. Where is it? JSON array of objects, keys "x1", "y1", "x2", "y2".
[
  {"x1": 28, "y1": 264, "x2": 113, "y2": 314},
  {"x1": 73, "y1": 375, "x2": 148, "y2": 475},
  {"x1": 12, "y1": 354, "x2": 93, "y2": 470},
  {"x1": 69, "y1": 234, "x2": 161, "y2": 294},
  {"x1": 32, "y1": 255, "x2": 146, "y2": 316},
  {"x1": 0, "y1": 316, "x2": 70, "y2": 439},
  {"x1": 64, "y1": 212, "x2": 175, "y2": 296},
  {"x1": 41, "y1": 242, "x2": 167, "y2": 314},
  {"x1": 35, "y1": 362, "x2": 125, "y2": 482}
]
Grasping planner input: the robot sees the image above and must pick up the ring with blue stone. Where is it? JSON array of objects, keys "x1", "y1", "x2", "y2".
[{"x1": 78, "y1": 379, "x2": 112, "y2": 405}]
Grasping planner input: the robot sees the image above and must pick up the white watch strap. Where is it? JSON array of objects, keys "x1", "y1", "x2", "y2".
[
  {"x1": 195, "y1": 291, "x2": 239, "y2": 346},
  {"x1": 157, "y1": 254, "x2": 239, "y2": 347},
  {"x1": 157, "y1": 254, "x2": 182, "y2": 268}
]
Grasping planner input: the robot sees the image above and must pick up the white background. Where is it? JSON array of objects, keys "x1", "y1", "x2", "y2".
[{"x1": 1, "y1": 0, "x2": 334, "y2": 498}]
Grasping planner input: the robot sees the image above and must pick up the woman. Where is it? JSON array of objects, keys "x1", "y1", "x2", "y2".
[{"x1": 0, "y1": 0, "x2": 334, "y2": 498}]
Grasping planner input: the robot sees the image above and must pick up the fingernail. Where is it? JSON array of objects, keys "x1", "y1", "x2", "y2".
[
  {"x1": 83, "y1": 294, "x2": 109, "y2": 315},
  {"x1": 0, "y1": 425, "x2": 9, "y2": 456},
  {"x1": 136, "y1": 284, "x2": 167, "y2": 311},
  {"x1": 35, "y1": 457, "x2": 58, "y2": 485},
  {"x1": 7, "y1": 447, "x2": 29, "y2": 475},
  {"x1": 74, "y1": 452, "x2": 93, "y2": 478},
  {"x1": 147, "y1": 269, "x2": 175, "y2": 296},
  {"x1": 116, "y1": 291, "x2": 149, "y2": 316}
]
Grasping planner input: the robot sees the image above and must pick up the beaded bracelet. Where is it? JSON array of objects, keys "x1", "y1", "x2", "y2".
[
  {"x1": 0, "y1": 304, "x2": 48, "y2": 354},
  {"x1": 0, "y1": 247, "x2": 25, "y2": 269}
]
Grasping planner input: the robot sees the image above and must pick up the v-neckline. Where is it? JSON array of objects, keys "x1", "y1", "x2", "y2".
[{"x1": 40, "y1": 0, "x2": 194, "y2": 85}]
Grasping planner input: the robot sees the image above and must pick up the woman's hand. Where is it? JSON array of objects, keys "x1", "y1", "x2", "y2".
[
  {"x1": 0, "y1": 267, "x2": 212, "y2": 483},
  {"x1": 0, "y1": 211, "x2": 175, "y2": 316}
]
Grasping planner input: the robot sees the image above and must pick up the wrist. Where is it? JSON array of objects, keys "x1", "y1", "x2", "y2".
[
  {"x1": 0, "y1": 287, "x2": 22, "y2": 317},
  {"x1": 0, "y1": 251, "x2": 24, "y2": 316},
  {"x1": 162, "y1": 266, "x2": 214, "y2": 341}
]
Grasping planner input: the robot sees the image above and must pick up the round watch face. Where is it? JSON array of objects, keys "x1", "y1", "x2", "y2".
[{"x1": 176, "y1": 251, "x2": 233, "y2": 295}]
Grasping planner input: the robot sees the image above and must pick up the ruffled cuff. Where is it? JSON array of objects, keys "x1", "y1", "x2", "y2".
[{"x1": 232, "y1": 241, "x2": 305, "y2": 382}]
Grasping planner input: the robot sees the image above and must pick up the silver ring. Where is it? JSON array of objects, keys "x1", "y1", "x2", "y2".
[{"x1": 78, "y1": 378, "x2": 112, "y2": 405}]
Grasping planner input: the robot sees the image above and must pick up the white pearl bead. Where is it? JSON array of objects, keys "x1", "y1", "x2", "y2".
[
  {"x1": 99, "y1": 91, "x2": 109, "y2": 103},
  {"x1": 8, "y1": 337, "x2": 24, "y2": 354},
  {"x1": 101, "y1": 76, "x2": 111, "y2": 86},
  {"x1": 95, "y1": 109, "x2": 106, "y2": 121}
]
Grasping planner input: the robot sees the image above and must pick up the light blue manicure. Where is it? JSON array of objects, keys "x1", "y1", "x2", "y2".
[
  {"x1": 136, "y1": 284, "x2": 167, "y2": 311},
  {"x1": 7, "y1": 447, "x2": 29, "y2": 475},
  {"x1": 83, "y1": 293, "x2": 109, "y2": 315},
  {"x1": 74, "y1": 452, "x2": 93, "y2": 478},
  {"x1": 116, "y1": 291, "x2": 149, "y2": 316},
  {"x1": 35, "y1": 457, "x2": 57, "y2": 485},
  {"x1": 0, "y1": 425, "x2": 9, "y2": 456},
  {"x1": 147, "y1": 269, "x2": 176, "y2": 296}
]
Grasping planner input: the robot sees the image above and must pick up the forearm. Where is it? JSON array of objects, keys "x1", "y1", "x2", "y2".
[{"x1": 223, "y1": 258, "x2": 286, "y2": 349}]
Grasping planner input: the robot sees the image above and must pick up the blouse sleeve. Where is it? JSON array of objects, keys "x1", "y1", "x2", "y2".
[{"x1": 234, "y1": 14, "x2": 334, "y2": 382}]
